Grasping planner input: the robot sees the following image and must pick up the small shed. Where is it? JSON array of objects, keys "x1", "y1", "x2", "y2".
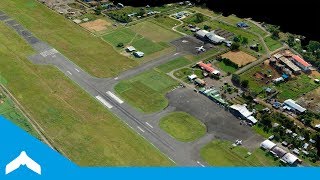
[
  {"x1": 133, "y1": 51, "x2": 144, "y2": 58},
  {"x1": 126, "y1": 46, "x2": 136, "y2": 52}
]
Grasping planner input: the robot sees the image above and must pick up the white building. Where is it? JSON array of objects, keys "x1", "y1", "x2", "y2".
[
  {"x1": 281, "y1": 153, "x2": 300, "y2": 165},
  {"x1": 260, "y1": 139, "x2": 276, "y2": 151},
  {"x1": 283, "y1": 99, "x2": 306, "y2": 114}
]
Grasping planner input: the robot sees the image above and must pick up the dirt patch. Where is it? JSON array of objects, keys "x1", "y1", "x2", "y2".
[
  {"x1": 80, "y1": 19, "x2": 111, "y2": 32},
  {"x1": 310, "y1": 70, "x2": 320, "y2": 78},
  {"x1": 221, "y1": 51, "x2": 257, "y2": 67},
  {"x1": 297, "y1": 87, "x2": 320, "y2": 113}
]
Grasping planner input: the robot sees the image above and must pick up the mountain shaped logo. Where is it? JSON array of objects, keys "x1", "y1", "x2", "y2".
[{"x1": 5, "y1": 151, "x2": 41, "y2": 175}]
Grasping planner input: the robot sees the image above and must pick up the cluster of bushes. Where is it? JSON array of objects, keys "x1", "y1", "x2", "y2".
[
  {"x1": 231, "y1": 74, "x2": 249, "y2": 88},
  {"x1": 217, "y1": 57, "x2": 239, "y2": 69},
  {"x1": 107, "y1": 12, "x2": 132, "y2": 23}
]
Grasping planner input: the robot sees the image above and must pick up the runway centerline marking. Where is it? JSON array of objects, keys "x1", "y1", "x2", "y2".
[
  {"x1": 75, "y1": 68, "x2": 80, "y2": 72},
  {"x1": 67, "y1": 71, "x2": 72, "y2": 75},
  {"x1": 106, "y1": 91, "x2": 123, "y2": 104},
  {"x1": 95, "y1": 96, "x2": 113, "y2": 109},
  {"x1": 145, "y1": 122, "x2": 153, "y2": 128},
  {"x1": 137, "y1": 126, "x2": 145, "y2": 133},
  {"x1": 197, "y1": 161, "x2": 205, "y2": 167}
]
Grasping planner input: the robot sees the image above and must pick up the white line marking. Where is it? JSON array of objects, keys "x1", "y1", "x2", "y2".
[
  {"x1": 75, "y1": 68, "x2": 80, "y2": 72},
  {"x1": 106, "y1": 91, "x2": 123, "y2": 104},
  {"x1": 67, "y1": 71, "x2": 72, "y2": 75},
  {"x1": 174, "y1": 52, "x2": 180, "y2": 56},
  {"x1": 197, "y1": 161, "x2": 205, "y2": 167},
  {"x1": 114, "y1": 77, "x2": 118, "y2": 80},
  {"x1": 145, "y1": 122, "x2": 153, "y2": 128},
  {"x1": 168, "y1": 157, "x2": 176, "y2": 164},
  {"x1": 137, "y1": 126, "x2": 145, "y2": 133},
  {"x1": 95, "y1": 96, "x2": 113, "y2": 109}
]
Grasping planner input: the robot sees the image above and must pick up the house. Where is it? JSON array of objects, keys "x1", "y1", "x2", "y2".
[
  {"x1": 237, "y1": 22, "x2": 249, "y2": 28},
  {"x1": 187, "y1": 74, "x2": 197, "y2": 81},
  {"x1": 126, "y1": 46, "x2": 136, "y2": 52},
  {"x1": 133, "y1": 51, "x2": 144, "y2": 58},
  {"x1": 197, "y1": 61, "x2": 220, "y2": 75},
  {"x1": 283, "y1": 99, "x2": 306, "y2": 114},
  {"x1": 290, "y1": 55, "x2": 312, "y2": 71},
  {"x1": 281, "y1": 153, "x2": 300, "y2": 165},
  {"x1": 194, "y1": 78, "x2": 206, "y2": 86},
  {"x1": 205, "y1": 31, "x2": 225, "y2": 44},
  {"x1": 260, "y1": 139, "x2": 276, "y2": 151},
  {"x1": 273, "y1": 77, "x2": 284, "y2": 84},
  {"x1": 200, "y1": 88, "x2": 228, "y2": 106},
  {"x1": 279, "y1": 57, "x2": 301, "y2": 74}
]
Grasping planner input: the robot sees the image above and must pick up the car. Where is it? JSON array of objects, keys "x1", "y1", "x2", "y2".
[{"x1": 268, "y1": 135, "x2": 274, "y2": 140}]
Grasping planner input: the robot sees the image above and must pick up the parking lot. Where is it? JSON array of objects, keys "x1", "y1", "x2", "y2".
[
  {"x1": 171, "y1": 36, "x2": 215, "y2": 55},
  {"x1": 167, "y1": 88, "x2": 263, "y2": 150}
]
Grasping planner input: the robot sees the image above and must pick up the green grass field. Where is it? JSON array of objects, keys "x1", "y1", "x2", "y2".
[
  {"x1": 215, "y1": 61, "x2": 237, "y2": 73},
  {"x1": 264, "y1": 36, "x2": 283, "y2": 52},
  {"x1": 201, "y1": 140, "x2": 280, "y2": 166},
  {"x1": 0, "y1": 93, "x2": 39, "y2": 138},
  {"x1": 173, "y1": 68, "x2": 204, "y2": 83},
  {"x1": 130, "y1": 20, "x2": 181, "y2": 42},
  {"x1": 0, "y1": 0, "x2": 138, "y2": 78},
  {"x1": 190, "y1": 7, "x2": 221, "y2": 17},
  {"x1": 218, "y1": 15, "x2": 268, "y2": 37},
  {"x1": 276, "y1": 74, "x2": 319, "y2": 101},
  {"x1": 159, "y1": 112, "x2": 206, "y2": 142},
  {"x1": 153, "y1": 16, "x2": 181, "y2": 29},
  {"x1": 156, "y1": 57, "x2": 192, "y2": 73},
  {"x1": 115, "y1": 70, "x2": 178, "y2": 113},
  {"x1": 103, "y1": 28, "x2": 167, "y2": 56},
  {"x1": 0, "y1": 22, "x2": 172, "y2": 166}
]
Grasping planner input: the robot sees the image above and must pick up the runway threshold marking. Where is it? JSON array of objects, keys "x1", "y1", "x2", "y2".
[
  {"x1": 197, "y1": 161, "x2": 205, "y2": 167},
  {"x1": 67, "y1": 71, "x2": 72, "y2": 75},
  {"x1": 106, "y1": 91, "x2": 123, "y2": 104},
  {"x1": 137, "y1": 126, "x2": 145, "y2": 133},
  {"x1": 95, "y1": 96, "x2": 113, "y2": 109},
  {"x1": 145, "y1": 122, "x2": 153, "y2": 128},
  {"x1": 75, "y1": 68, "x2": 80, "y2": 72}
]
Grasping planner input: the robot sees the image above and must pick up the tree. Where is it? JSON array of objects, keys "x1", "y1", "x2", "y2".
[
  {"x1": 269, "y1": 25, "x2": 280, "y2": 39},
  {"x1": 117, "y1": 43, "x2": 124, "y2": 48},
  {"x1": 231, "y1": 74, "x2": 241, "y2": 85},
  {"x1": 287, "y1": 35, "x2": 295, "y2": 47},
  {"x1": 203, "y1": 25, "x2": 211, "y2": 30},
  {"x1": 95, "y1": 5, "x2": 103, "y2": 15},
  {"x1": 241, "y1": 37, "x2": 248, "y2": 45},
  {"x1": 194, "y1": 13, "x2": 205, "y2": 23},
  {"x1": 230, "y1": 42, "x2": 240, "y2": 51},
  {"x1": 241, "y1": 79, "x2": 249, "y2": 88},
  {"x1": 261, "y1": 114, "x2": 272, "y2": 128},
  {"x1": 233, "y1": 36, "x2": 241, "y2": 42},
  {"x1": 307, "y1": 41, "x2": 320, "y2": 53}
]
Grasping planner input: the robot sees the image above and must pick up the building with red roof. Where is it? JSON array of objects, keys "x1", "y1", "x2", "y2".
[
  {"x1": 197, "y1": 61, "x2": 220, "y2": 75},
  {"x1": 290, "y1": 55, "x2": 312, "y2": 71}
]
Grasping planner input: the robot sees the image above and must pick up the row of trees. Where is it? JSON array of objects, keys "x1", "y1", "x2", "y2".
[
  {"x1": 217, "y1": 57, "x2": 239, "y2": 69},
  {"x1": 231, "y1": 74, "x2": 249, "y2": 88}
]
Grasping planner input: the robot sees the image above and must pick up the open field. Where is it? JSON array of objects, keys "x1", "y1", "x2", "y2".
[
  {"x1": 264, "y1": 36, "x2": 283, "y2": 51},
  {"x1": 276, "y1": 74, "x2": 319, "y2": 101},
  {"x1": 215, "y1": 61, "x2": 238, "y2": 73},
  {"x1": 159, "y1": 112, "x2": 206, "y2": 142},
  {"x1": 115, "y1": 70, "x2": 178, "y2": 113},
  {"x1": 297, "y1": 87, "x2": 320, "y2": 113},
  {"x1": 156, "y1": 57, "x2": 192, "y2": 73},
  {"x1": 190, "y1": 7, "x2": 221, "y2": 17},
  {"x1": 0, "y1": 91, "x2": 39, "y2": 138},
  {"x1": 152, "y1": 16, "x2": 181, "y2": 29},
  {"x1": 130, "y1": 20, "x2": 181, "y2": 42},
  {"x1": 200, "y1": 140, "x2": 280, "y2": 166},
  {"x1": 221, "y1": 51, "x2": 257, "y2": 67},
  {"x1": 0, "y1": 22, "x2": 171, "y2": 166},
  {"x1": 103, "y1": 28, "x2": 168, "y2": 56},
  {"x1": 80, "y1": 19, "x2": 111, "y2": 32},
  {"x1": 0, "y1": 0, "x2": 138, "y2": 78},
  {"x1": 218, "y1": 15, "x2": 268, "y2": 37},
  {"x1": 173, "y1": 68, "x2": 204, "y2": 83}
]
